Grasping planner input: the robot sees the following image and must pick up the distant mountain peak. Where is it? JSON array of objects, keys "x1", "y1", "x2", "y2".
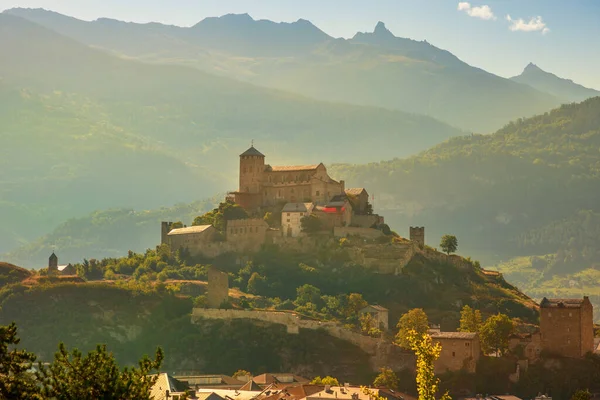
[
  {"x1": 523, "y1": 62, "x2": 543, "y2": 73},
  {"x1": 373, "y1": 21, "x2": 394, "y2": 37}
]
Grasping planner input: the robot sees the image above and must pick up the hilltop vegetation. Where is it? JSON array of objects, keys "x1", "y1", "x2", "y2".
[
  {"x1": 330, "y1": 97, "x2": 600, "y2": 309},
  {"x1": 0, "y1": 13, "x2": 463, "y2": 254}
]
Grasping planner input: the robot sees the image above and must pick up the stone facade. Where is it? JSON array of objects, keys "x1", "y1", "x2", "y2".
[
  {"x1": 430, "y1": 331, "x2": 480, "y2": 373},
  {"x1": 281, "y1": 203, "x2": 315, "y2": 237},
  {"x1": 345, "y1": 188, "x2": 369, "y2": 214},
  {"x1": 207, "y1": 267, "x2": 229, "y2": 308},
  {"x1": 165, "y1": 225, "x2": 219, "y2": 257},
  {"x1": 409, "y1": 227, "x2": 425, "y2": 247},
  {"x1": 539, "y1": 297, "x2": 594, "y2": 358},
  {"x1": 509, "y1": 332, "x2": 542, "y2": 361},
  {"x1": 226, "y1": 219, "x2": 269, "y2": 251},
  {"x1": 231, "y1": 146, "x2": 345, "y2": 210},
  {"x1": 333, "y1": 227, "x2": 384, "y2": 239}
]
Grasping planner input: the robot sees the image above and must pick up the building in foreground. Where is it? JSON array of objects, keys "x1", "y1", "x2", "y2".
[{"x1": 539, "y1": 296, "x2": 594, "y2": 358}]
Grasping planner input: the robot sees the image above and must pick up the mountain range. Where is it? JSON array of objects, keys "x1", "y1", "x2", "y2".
[
  {"x1": 511, "y1": 63, "x2": 600, "y2": 103},
  {"x1": 0, "y1": 12, "x2": 464, "y2": 254},
  {"x1": 6, "y1": 8, "x2": 599, "y2": 134}
]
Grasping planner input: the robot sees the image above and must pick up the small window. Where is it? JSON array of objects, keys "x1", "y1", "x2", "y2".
[
  {"x1": 287, "y1": 213, "x2": 290, "y2": 216},
  {"x1": 249, "y1": 167, "x2": 253, "y2": 173},
  {"x1": 465, "y1": 342, "x2": 469, "y2": 347},
  {"x1": 452, "y1": 352, "x2": 456, "y2": 357},
  {"x1": 287, "y1": 219, "x2": 290, "y2": 223}
]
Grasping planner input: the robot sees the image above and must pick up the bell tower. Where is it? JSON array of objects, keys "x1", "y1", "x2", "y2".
[
  {"x1": 239, "y1": 145, "x2": 265, "y2": 194},
  {"x1": 48, "y1": 252, "x2": 58, "y2": 273}
]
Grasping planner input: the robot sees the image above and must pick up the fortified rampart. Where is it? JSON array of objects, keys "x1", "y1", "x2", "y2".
[{"x1": 191, "y1": 308, "x2": 414, "y2": 371}]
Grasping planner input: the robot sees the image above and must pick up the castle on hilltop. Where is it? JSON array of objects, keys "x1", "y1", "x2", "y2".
[
  {"x1": 160, "y1": 146, "x2": 427, "y2": 263},
  {"x1": 230, "y1": 145, "x2": 346, "y2": 210}
]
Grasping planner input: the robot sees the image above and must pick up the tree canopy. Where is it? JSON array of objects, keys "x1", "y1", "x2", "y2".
[
  {"x1": 479, "y1": 313, "x2": 514, "y2": 356},
  {"x1": 396, "y1": 308, "x2": 430, "y2": 349},
  {"x1": 440, "y1": 235, "x2": 458, "y2": 255}
]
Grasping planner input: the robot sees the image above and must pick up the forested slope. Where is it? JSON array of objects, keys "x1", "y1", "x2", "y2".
[{"x1": 331, "y1": 97, "x2": 600, "y2": 280}]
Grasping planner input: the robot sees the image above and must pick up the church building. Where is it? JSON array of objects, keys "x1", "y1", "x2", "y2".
[{"x1": 231, "y1": 146, "x2": 345, "y2": 210}]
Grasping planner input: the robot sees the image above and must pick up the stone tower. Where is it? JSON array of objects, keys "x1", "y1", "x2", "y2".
[
  {"x1": 161, "y1": 221, "x2": 173, "y2": 246},
  {"x1": 207, "y1": 267, "x2": 229, "y2": 308},
  {"x1": 239, "y1": 145, "x2": 265, "y2": 194},
  {"x1": 539, "y1": 297, "x2": 594, "y2": 358},
  {"x1": 410, "y1": 227, "x2": 425, "y2": 247},
  {"x1": 48, "y1": 252, "x2": 58, "y2": 273}
]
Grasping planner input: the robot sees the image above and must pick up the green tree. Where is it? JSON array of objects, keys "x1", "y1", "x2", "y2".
[
  {"x1": 39, "y1": 343, "x2": 163, "y2": 400},
  {"x1": 373, "y1": 367, "x2": 399, "y2": 390},
  {"x1": 360, "y1": 313, "x2": 382, "y2": 337},
  {"x1": 479, "y1": 313, "x2": 514, "y2": 355},
  {"x1": 440, "y1": 235, "x2": 458, "y2": 255},
  {"x1": 0, "y1": 323, "x2": 42, "y2": 399},
  {"x1": 311, "y1": 376, "x2": 340, "y2": 385},
  {"x1": 405, "y1": 330, "x2": 451, "y2": 400},
  {"x1": 345, "y1": 293, "x2": 368, "y2": 318},
  {"x1": 458, "y1": 305, "x2": 482, "y2": 332},
  {"x1": 571, "y1": 389, "x2": 592, "y2": 400},
  {"x1": 247, "y1": 272, "x2": 268, "y2": 295},
  {"x1": 295, "y1": 284, "x2": 322, "y2": 306},
  {"x1": 233, "y1": 369, "x2": 252, "y2": 380},
  {"x1": 301, "y1": 214, "x2": 323, "y2": 233},
  {"x1": 396, "y1": 308, "x2": 430, "y2": 349}
]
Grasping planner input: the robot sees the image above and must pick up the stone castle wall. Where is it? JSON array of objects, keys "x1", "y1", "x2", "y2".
[
  {"x1": 334, "y1": 227, "x2": 383, "y2": 239},
  {"x1": 190, "y1": 308, "x2": 415, "y2": 371}
]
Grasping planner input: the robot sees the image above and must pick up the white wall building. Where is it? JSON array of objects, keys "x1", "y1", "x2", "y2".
[{"x1": 281, "y1": 202, "x2": 315, "y2": 237}]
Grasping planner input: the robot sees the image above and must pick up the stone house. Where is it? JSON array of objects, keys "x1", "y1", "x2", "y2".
[
  {"x1": 313, "y1": 198, "x2": 352, "y2": 229},
  {"x1": 165, "y1": 225, "x2": 219, "y2": 256},
  {"x1": 231, "y1": 146, "x2": 345, "y2": 210},
  {"x1": 509, "y1": 332, "x2": 542, "y2": 361},
  {"x1": 359, "y1": 304, "x2": 389, "y2": 331},
  {"x1": 429, "y1": 330, "x2": 481, "y2": 373},
  {"x1": 345, "y1": 188, "x2": 369, "y2": 214},
  {"x1": 281, "y1": 202, "x2": 315, "y2": 237},
  {"x1": 539, "y1": 297, "x2": 594, "y2": 358}
]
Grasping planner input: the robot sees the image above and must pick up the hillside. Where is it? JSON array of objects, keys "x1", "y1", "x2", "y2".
[
  {"x1": 0, "y1": 237, "x2": 536, "y2": 379},
  {"x1": 0, "y1": 13, "x2": 463, "y2": 254},
  {"x1": 4, "y1": 8, "x2": 563, "y2": 133},
  {"x1": 511, "y1": 63, "x2": 600, "y2": 103},
  {"x1": 329, "y1": 97, "x2": 600, "y2": 309}
]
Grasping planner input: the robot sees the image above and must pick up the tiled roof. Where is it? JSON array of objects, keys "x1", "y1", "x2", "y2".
[
  {"x1": 240, "y1": 146, "x2": 265, "y2": 157},
  {"x1": 268, "y1": 164, "x2": 320, "y2": 172},
  {"x1": 168, "y1": 225, "x2": 213, "y2": 236},
  {"x1": 149, "y1": 373, "x2": 191, "y2": 400},
  {"x1": 540, "y1": 297, "x2": 586, "y2": 308},
  {"x1": 345, "y1": 188, "x2": 367, "y2": 196},
  {"x1": 240, "y1": 380, "x2": 262, "y2": 391},
  {"x1": 282, "y1": 202, "x2": 314, "y2": 213},
  {"x1": 430, "y1": 331, "x2": 478, "y2": 340},
  {"x1": 361, "y1": 304, "x2": 388, "y2": 312}
]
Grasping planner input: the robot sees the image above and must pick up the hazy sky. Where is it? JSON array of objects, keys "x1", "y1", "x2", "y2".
[{"x1": 2, "y1": 0, "x2": 599, "y2": 89}]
